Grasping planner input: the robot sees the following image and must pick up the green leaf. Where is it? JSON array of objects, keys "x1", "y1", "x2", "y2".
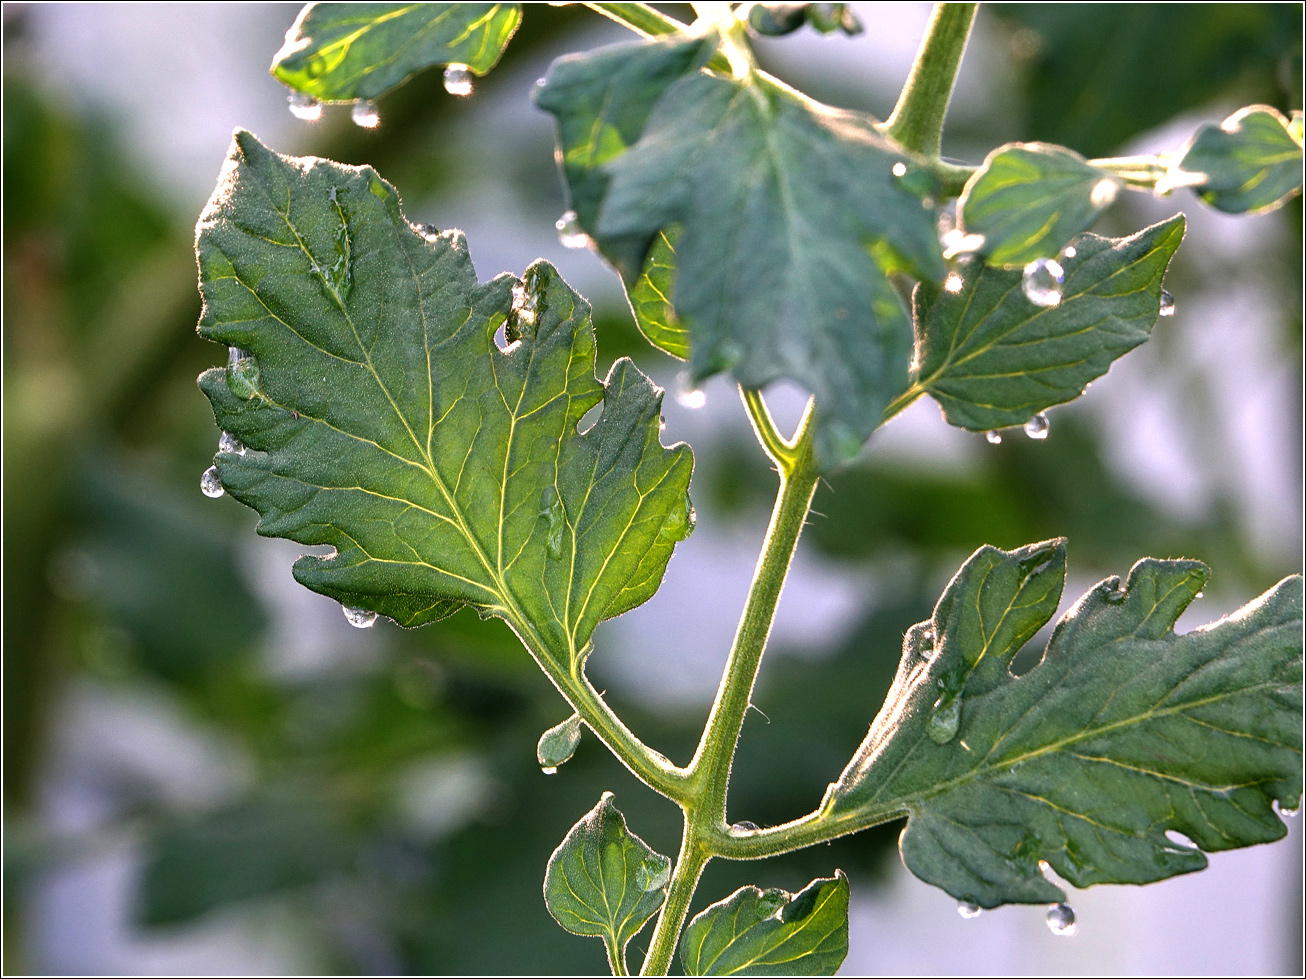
[
  {"x1": 681, "y1": 873, "x2": 850, "y2": 976},
  {"x1": 538, "y1": 41, "x2": 945, "y2": 468},
  {"x1": 1177, "y1": 105, "x2": 1305, "y2": 214},
  {"x1": 196, "y1": 131, "x2": 693, "y2": 677},
  {"x1": 822, "y1": 539, "x2": 1304, "y2": 909},
  {"x1": 627, "y1": 227, "x2": 689, "y2": 360},
  {"x1": 533, "y1": 33, "x2": 714, "y2": 358},
  {"x1": 272, "y1": 3, "x2": 522, "y2": 102},
  {"x1": 538, "y1": 712, "x2": 583, "y2": 771},
  {"x1": 910, "y1": 215, "x2": 1183, "y2": 432},
  {"x1": 959, "y1": 143, "x2": 1121, "y2": 267},
  {"x1": 544, "y1": 792, "x2": 671, "y2": 971}
]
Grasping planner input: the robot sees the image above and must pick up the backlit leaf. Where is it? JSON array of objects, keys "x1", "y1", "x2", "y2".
[
  {"x1": 1177, "y1": 105, "x2": 1304, "y2": 214},
  {"x1": 544, "y1": 793, "x2": 671, "y2": 970},
  {"x1": 537, "y1": 39, "x2": 945, "y2": 468},
  {"x1": 909, "y1": 215, "x2": 1183, "y2": 432},
  {"x1": 196, "y1": 131, "x2": 693, "y2": 678},
  {"x1": 272, "y1": 3, "x2": 522, "y2": 102},
  {"x1": 959, "y1": 143, "x2": 1120, "y2": 267},
  {"x1": 681, "y1": 873, "x2": 849, "y2": 976},
  {"x1": 823, "y1": 540, "x2": 1303, "y2": 908}
]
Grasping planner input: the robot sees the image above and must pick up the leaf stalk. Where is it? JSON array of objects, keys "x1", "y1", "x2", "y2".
[{"x1": 883, "y1": 3, "x2": 978, "y2": 157}]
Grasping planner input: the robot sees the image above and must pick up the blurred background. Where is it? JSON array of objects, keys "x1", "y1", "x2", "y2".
[{"x1": 3, "y1": 3, "x2": 1301, "y2": 974}]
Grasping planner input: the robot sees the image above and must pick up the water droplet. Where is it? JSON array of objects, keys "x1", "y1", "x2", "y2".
[
  {"x1": 985, "y1": 430, "x2": 1002, "y2": 445},
  {"x1": 676, "y1": 374, "x2": 706, "y2": 409},
  {"x1": 541, "y1": 766, "x2": 558, "y2": 775},
  {"x1": 1062, "y1": 245, "x2": 1076, "y2": 259},
  {"x1": 287, "y1": 91, "x2": 322, "y2": 121},
  {"x1": 1045, "y1": 902, "x2": 1076, "y2": 936},
  {"x1": 636, "y1": 854, "x2": 671, "y2": 892},
  {"x1": 941, "y1": 228, "x2": 985, "y2": 259},
  {"x1": 226, "y1": 347, "x2": 262, "y2": 399},
  {"x1": 218, "y1": 432, "x2": 246, "y2": 456},
  {"x1": 555, "y1": 210, "x2": 591, "y2": 249},
  {"x1": 1022, "y1": 258, "x2": 1064, "y2": 307},
  {"x1": 416, "y1": 222, "x2": 441, "y2": 241},
  {"x1": 927, "y1": 693, "x2": 961, "y2": 744},
  {"x1": 731, "y1": 821, "x2": 759, "y2": 833},
  {"x1": 1159, "y1": 289, "x2": 1175, "y2": 317},
  {"x1": 343, "y1": 606, "x2": 378, "y2": 628},
  {"x1": 1277, "y1": 801, "x2": 1299, "y2": 818},
  {"x1": 1194, "y1": 590, "x2": 1204, "y2": 599},
  {"x1": 443, "y1": 63, "x2": 474, "y2": 97},
  {"x1": 1024, "y1": 412, "x2": 1050, "y2": 440},
  {"x1": 892, "y1": 161, "x2": 907, "y2": 177},
  {"x1": 944, "y1": 272, "x2": 964, "y2": 293},
  {"x1": 1089, "y1": 177, "x2": 1119, "y2": 209},
  {"x1": 350, "y1": 100, "x2": 380, "y2": 128},
  {"x1": 958, "y1": 901, "x2": 982, "y2": 919},
  {"x1": 538, "y1": 712, "x2": 582, "y2": 771},
  {"x1": 200, "y1": 465, "x2": 224, "y2": 498},
  {"x1": 540, "y1": 486, "x2": 566, "y2": 560},
  {"x1": 755, "y1": 890, "x2": 787, "y2": 919}
]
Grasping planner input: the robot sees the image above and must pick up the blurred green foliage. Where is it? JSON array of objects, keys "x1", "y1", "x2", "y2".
[{"x1": 3, "y1": 4, "x2": 1300, "y2": 974}]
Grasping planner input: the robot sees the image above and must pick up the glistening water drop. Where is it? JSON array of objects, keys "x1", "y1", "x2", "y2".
[
  {"x1": 343, "y1": 606, "x2": 378, "y2": 628},
  {"x1": 1024, "y1": 412, "x2": 1049, "y2": 440},
  {"x1": 200, "y1": 465, "x2": 224, "y2": 498},
  {"x1": 351, "y1": 100, "x2": 380, "y2": 128},
  {"x1": 443, "y1": 63, "x2": 474, "y2": 96},
  {"x1": 1045, "y1": 902, "x2": 1076, "y2": 936},
  {"x1": 287, "y1": 91, "x2": 322, "y2": 121},
  {"x1": 1022, "y1": 258, "x2": 1064, "y2": 307},
  {"x1": 555, "y1": 210, "x2": 590, "y2": 249}
]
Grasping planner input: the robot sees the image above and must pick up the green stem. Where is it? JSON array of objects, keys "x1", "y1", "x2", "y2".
[
  {"x1": 639, "y1": 821, "x2": 711, "y2": 975},
  {"x1": 884, "y1": 3, "x2": 978, "y2": 156},
  {"x1": 583, "y1": 2, "x2": 686, "y2": 37},
  {"x1": 514, "y1": 623, "x2": 692, "y2": 802},
  {"x1": 581, "y1": 2, "x2": 736, "y2": 73},
  {"x1": 688, "y1": 394, "x2": 819, "y2": 822}
]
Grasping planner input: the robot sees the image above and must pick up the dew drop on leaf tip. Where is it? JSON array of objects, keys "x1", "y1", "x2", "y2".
[
  {"x1": 1022, "y1": 258, "x2": 1064, "y2": 307},
  {"x1": 218, "y1": 432, "x2": 246, "y2": 456},
  {"x1": 892, "y1": 161, "x2": 907, "y2": 177},
  {"x1": 350, "y1": 100, "x2": 380, "y2": 128},
  {"x1": 1023, "y1": 412, "x2": 1049, "y2": 440},
  {"x1": 541, "y1": 766, "x2": 558, "y2": 775},
  {"x1": 957, "y1": 901, "x2": 982, "y2": 919},
  {"x1": 985, "y1": 430, "x2": 1002, "y2": 445},
  {"x1": 1159, "y1": 289, "x2": 1175, "y2": 317},
  {"x1": 1045, "y1": 902, "x2": 1076, "y2": 936},
  {"x1": 676, "y1": 374, "x2": 706, "y2": 409},
  {"x1": 343, "y1": 606, "x2": 378, "y2": 628},
  {"x1": 200, "y1": 465, "x2": 224, "y2": 498},
  {"x1": 555, "y1": 210, "x2": 590, "y2": 249},
  {"x1": 287, "y1": 91, "x2": 322, "y2": 121},
  {"x1": 443, "y1": 64, "x2": 474, "y2": 97}
]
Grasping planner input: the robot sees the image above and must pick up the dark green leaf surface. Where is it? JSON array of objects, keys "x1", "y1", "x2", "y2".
[
  {"x1": 681, "y1": 873, "x2": 849, "y2": 976},
  {"x1": 959, "y1": 143, "x2": 1120, "y2": 267},
  {"x1": 544, "y1": 793, "x2": 671, "y2": 968},
  {"x1": 910, "y1": 215, "x2": 1183, "y2": 432},
  {"x1": 1178, "y1": 105, "x2": 1304, "y2": 214},
  {"x1": 196, "y1": 132, "x2": 693, "y2": 674},
  {"x1": 823, "y1": 540, "x2": 1304, "y2": 908},
  {"x1": 538, "y1": 41, "x2": 945, "y2": 467},
  {"x1": 272, "y1": 3, "x2": 522, "y2": 101}
]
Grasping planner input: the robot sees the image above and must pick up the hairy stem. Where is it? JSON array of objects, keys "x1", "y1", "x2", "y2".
[
  {"x1": 884, "y1": 3, "x2": 978, "y2": 156},
  {"x1": 688, "y1": 394, "x2": 819, "y2": 822},
  {"x1": 639, "y1": 821, "x2": 711, "y2": 975},
  {"x1": 513, "y1": 622, "x2": 692, "y2": 801}
]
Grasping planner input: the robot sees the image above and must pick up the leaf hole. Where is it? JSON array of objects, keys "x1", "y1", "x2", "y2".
[
  {"x1": 493, "y1": 321, "x2": 517, "y2": 353},
  {"x1": 577, "y1": 400, "x2": 603, "y2": 435},
  {"x1": 1165, "y1": 830, "x2": 1197, "y2": 850}
]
